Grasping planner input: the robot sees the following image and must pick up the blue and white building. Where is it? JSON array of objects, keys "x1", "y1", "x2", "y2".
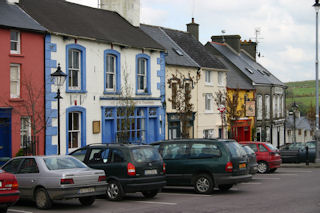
[{"x1": 19, "y1": 0, "x2": 166, "y2": 154}]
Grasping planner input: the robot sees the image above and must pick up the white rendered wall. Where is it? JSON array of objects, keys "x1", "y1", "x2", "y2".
[{"x1": 50, "y1": 35, "x2": 161, "y2": 154}]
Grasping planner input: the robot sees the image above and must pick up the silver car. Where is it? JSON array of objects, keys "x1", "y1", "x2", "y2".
[{"x1": 1, "y1": 155, "x2": 107, "y2": 209}]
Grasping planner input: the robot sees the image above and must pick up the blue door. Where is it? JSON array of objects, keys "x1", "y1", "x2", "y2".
[
  {"x1": 103, "y1": 120, "x2": 115, "y2": 143},
  {"x1": 148, "y1": 118, "x2": 157, "y2": 143},
  {"x1": 0, "y1": 118, "x2": 11, "y2": 158}
]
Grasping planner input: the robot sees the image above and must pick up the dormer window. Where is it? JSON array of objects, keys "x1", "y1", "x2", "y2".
[{"x1": 10, "y1": 31, "x2": 20, "y2": 54}]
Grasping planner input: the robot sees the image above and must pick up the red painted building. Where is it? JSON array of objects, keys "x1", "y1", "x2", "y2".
[{"x1": 0, "y1": 0, "x2": 46, "y2": 158}]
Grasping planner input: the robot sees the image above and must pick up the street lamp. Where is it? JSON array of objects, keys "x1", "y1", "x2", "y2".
[
  {"x1": 314, "y1": 0, "x2": 320, "y2": 163},
  {"x1": 51, "y1": 63, "x2": 67, "y2": 155},
  {"x1": 291, "y1": 102, "x2": 299, "y2": 143}
]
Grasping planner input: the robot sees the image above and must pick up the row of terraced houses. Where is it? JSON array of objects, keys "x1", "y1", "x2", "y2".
[{"x1": 0, "y1": 0, "x2": 287, "y2": 158}]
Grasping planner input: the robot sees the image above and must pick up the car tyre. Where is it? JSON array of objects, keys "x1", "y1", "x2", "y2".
[
  {"x1": 218, "y1": 184, "x2": 233, "y2": 192},
  {"x1": 269, "y1": 168, "x2": 277, "y2": 173},
  {"x1": 79, "y1": 196, "x2": 95, "y2": 206},
  {"x1": 193, "y1": 174, "x2": 213, "y2": 194},
  {"x1": 107, "y1": 180, "x2": 124, "y2": 201},
  {"x1": 0, "y1": 206, "x2": 8, "y2": 213},
  {"x1": 257, "y1": 161, "x2": 269, "y2": 174},
  {"x1": 35, "y1": 188, "x2": 52, "y2": 210},
  {"x1": 142, "y1": 189, "x2": 159, "y2": 199}
]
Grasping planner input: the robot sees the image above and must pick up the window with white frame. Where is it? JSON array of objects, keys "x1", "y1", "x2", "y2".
[
  {"x1": 10, "y1": 31, "x2": 20, "y2": 54},
  {"x1": 106, "y1": 54, "x2": 116, "y2": 91},
  {"x1": 205, "y1": 93, "x2": 213, "y2": 112},
  {"x1": 277, "y1": 95, "x2": 281, "y2": 118},
  {"x1": 257, "y1": 95, "x2": 262, "y2": 120},
  {"x1": 137, "y1": 58, "x2": 147, "y2": 92},
  {"x1": 203, "y1": 129, "x2": 214, "y2": 138},
  {"x1": 10, "y1": 64, "x2": 20, "y2": 98},
  {"x1": 256, "y1": 127, "x2": 262, "y2": 142},
  {"x1": 218, "y1": 72, "x2": 224, "y2": 86},
  {"x1": 265, "y1": 95, "x2": 270, "y2": 119},
  {"x1": 205, "y1": 70, "x2": 213, "y2": 85},
  {"x1": 68, "y1": 112, "x2": 81, "y2": 149},
  {"x1": 266, "y1": 126, "x2": 270, "y2": 142},
  {"x1": 68, "y1": 49, "x2": 81, "y2": 90},
  {"x1": 20, "y1": 117, "x2": 31, "y2": 148}
]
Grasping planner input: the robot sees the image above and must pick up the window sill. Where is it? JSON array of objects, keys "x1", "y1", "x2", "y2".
[
  {"x1": 9, "y1": 53, "x2": 24, "y2": 58},
  {"x1": 66, "y1": 90, "x2": 87, "y2": 94},
  {"x1": 136, "y1": 92, "x2": 152, "y2": 96},
  {"x1": 9, "y1": 98, "x2": 24, "y2": 102},
  {"x1": 205, "y1": 83, "x2": 214, "y2": 87},
  {"x1": 205, "y1": 110, "x2": 214, "y2": 114},
  {"x1": 104, "y1": 91, "x2": 120, "y2": 95}
]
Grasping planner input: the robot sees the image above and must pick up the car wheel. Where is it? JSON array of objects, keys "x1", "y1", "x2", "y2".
[
  {"x1": 257, "y1": 161, "x2": 269, "y2": 174},
  {"x1": 142, "y1": 189, "x2": 159, "y2": 199},
  {"x1": 193, "y1": 174, "x2": 213, "y2": 194},
  {"x1": 269, "y1": 168, "x2": 277, "y2": 173},
  {"x1": 79, "y1": 196, "x2": 95, "y2": 206},
  {"x1": 35, "y1": 188, "x2": 52, "y2": 209},
  {"x1": 218, "y1": 184, "x2": 233, "y2": 192},
  {"x1": 107, "y1": 180, "x2": 124, "y2": 201},
  {"x1": 0, "y1": 206, "x2": 8, "y2": 213}
]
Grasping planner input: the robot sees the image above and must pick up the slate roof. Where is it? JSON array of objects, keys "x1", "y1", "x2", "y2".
[
  {"x1": 207, "y1": 42, "x2": 285, "y2": 86},
  {"x1": 0, "y1": 0, "x2": 45, "y2": 32},
  {"x1": 163, "y1": 28, "x2": 226, "y2": 70},
  {"x1": 18, "y1": 0, "x2": 164, "y2": 50},
  {"x1": 140, "y1": 24, "x2": 199, "y2": 68},
  {"x1": 218, "y1": 56, "x2": 254, "y2": 90},
  {"x1": 286, "y1": 115, "x2": 311, "y2": 130}
]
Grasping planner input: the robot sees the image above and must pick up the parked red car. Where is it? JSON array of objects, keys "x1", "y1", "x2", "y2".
[
  {"x1": 0, "y1": 169, "x2": 20, "y2": 213},
  {"x1": 239, "y1": 142, "x2": 282, "y2": 174}
]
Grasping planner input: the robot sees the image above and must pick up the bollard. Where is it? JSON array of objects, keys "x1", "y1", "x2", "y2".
[{"x1": 306, "y1": 146, "x2": 309, "y2": 166}]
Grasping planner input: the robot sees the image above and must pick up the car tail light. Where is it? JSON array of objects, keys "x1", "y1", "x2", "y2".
[
  {"x1": 5, "y1": 179, "x2": 19, "y2": 190},
  {"x1": 98, "y1": 175, "x2": 106, "y2": 182},
  {"x1": 60, "y1": 178, "x2": 74, "y2": 185},
  {"x1": 225, "y1": 162, "x2": 233, "y2": 172},
  {"x1": 127, "y1": 162, "x2": 136, "y2": 176},
  {"x1": 163, "y1": 163, "x2": 166, "y2": 174}
]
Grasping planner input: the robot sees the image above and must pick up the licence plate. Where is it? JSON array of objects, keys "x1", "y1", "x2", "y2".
[
  {"x1": 79, "y1": 187, "x2": 95, "y2": 194},
  {"x1": 145, "y1": 169, "x2": 157, "y2": 175},
  {"x1": 239, "y1": 163, "x2": 246, "y2": 169}
]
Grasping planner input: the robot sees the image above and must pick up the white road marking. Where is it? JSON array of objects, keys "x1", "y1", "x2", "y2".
[
  {"x1": 282, "y1": 170, "x2": 313, "y2": 173},
  {"x1": 241, "y1": 182, "x2": 262, "y2": 185},
  {"x1": 253, "y1": 177, "x2": 281, "y2": 180},
  {"x1": 273, "y1": 173, "x2": 298, "y2": 176},
  {"x1": 161, "y1": 192, "x2": 211, "y2": 197},
  {"x1": 8, "y1": 209, "x2": 33, "y2": 213},
  {"x1": 137, "y1": 201, "x2": 177, "y2": 205}
]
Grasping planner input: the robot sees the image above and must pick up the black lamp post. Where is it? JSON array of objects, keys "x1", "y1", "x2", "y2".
[
  {"x1": 291, "y1": 102, "x2": 299, "y2": 143},
  {"x1": 51, "y1": 63, "x2": 67, "y2": 155}
]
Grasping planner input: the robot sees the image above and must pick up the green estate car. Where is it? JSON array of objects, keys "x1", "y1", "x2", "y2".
[{"x1": 151, "y1": 139, "x2": 252, "y2": 194}]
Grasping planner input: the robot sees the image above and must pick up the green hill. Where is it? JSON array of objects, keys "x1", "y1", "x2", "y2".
[{"x1": 286, "y1": 80, "x2": 317, "y2": 115}]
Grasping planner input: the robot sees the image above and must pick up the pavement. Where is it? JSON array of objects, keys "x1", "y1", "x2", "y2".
[{"x1": 281, "y1": 162, "x2": 320, "y2": 168}]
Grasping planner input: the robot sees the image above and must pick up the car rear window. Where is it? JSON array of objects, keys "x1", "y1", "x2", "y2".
[
  {"x1": 131, "y1": 147, "x2": 162, "y2": 163},
  {"x1": 225, "y1": 142, "x2": 247, "y2": 157},
  {"x1": 44, "y1": 157, "x2": 87, "y2": 170},
  {"x1": 242, "y1": 146, "x2": 255, "y2": 155},
  {"x1": 264, "y1": 143, "x2": 277, "y2": 151}
]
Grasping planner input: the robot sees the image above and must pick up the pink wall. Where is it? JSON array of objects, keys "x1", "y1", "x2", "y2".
[{"x1": 0, "y1": 28, "x2": 45, "y2": 156}]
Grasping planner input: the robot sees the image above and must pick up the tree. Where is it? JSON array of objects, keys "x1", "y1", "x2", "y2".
[
  {"x1": 116, "y1": 69, "x2": 135, "y2": 143},
  {"x1": 167, "y1": 70, "x2": 200, "y2": 139},
  {"x1": 213, "y1": 89, "x2": 246, "y2": 138},
  {"x1": 0, "y1": 74, "x2": 46, "y2": 155}
]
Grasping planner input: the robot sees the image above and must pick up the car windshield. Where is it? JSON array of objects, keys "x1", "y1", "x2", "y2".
[
  {"x1": 306, "y1": 141, "x2": 316, "y2": 149},
  {"x1": 264, "y1": 143, "x2": 278, "y2": 151},
  {"x1": 44, "y1": 156, "x2": 87, "y2": 170},
  {"x1": 288, "y1": 143, "x2": 304, "y2": 150},
  {"x1": 225, "y1": 142, "x2": 247, "y2": 157},
  {"x1": 131, "y1": 147, "x2": 162, "y2": 163},
  {"x1": 242, "y1": 146, "x2": 255, "y2": 155}
]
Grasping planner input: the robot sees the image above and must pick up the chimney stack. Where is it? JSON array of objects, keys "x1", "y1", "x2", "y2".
[
  {"x1": 7, "y1": 0, "x2": 19, "y2": 4},
  {"x1": 100, "y1": 0, "x2": 140, "y2": 27},
  {"x1": 241, "y1": 40, "x2": 257, "y2": 60},
  {"x1": 187, "y1": 18, "x2": 199, "y2": 40},
  {"x1": 211, "y1": 35, "x2": 241, "y2": 53}
]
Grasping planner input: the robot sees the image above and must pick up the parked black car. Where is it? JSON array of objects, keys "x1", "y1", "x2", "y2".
[
  {"x1": 279, "y1": 141, "x2": 316, "y2": 163},
  {"x1": 69, "y1": 143, "x2": 166, "y2": 201},
  {"x1": 241, "y1": 145, "x2": 258, "y2": 174},
  {"x1": 151, "y1": 139, "x2": 252, "y2": 194}
]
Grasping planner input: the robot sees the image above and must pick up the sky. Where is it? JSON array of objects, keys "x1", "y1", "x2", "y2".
[{"x1": 67, "y1": 0, "x2": 317, "y2": 83}]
